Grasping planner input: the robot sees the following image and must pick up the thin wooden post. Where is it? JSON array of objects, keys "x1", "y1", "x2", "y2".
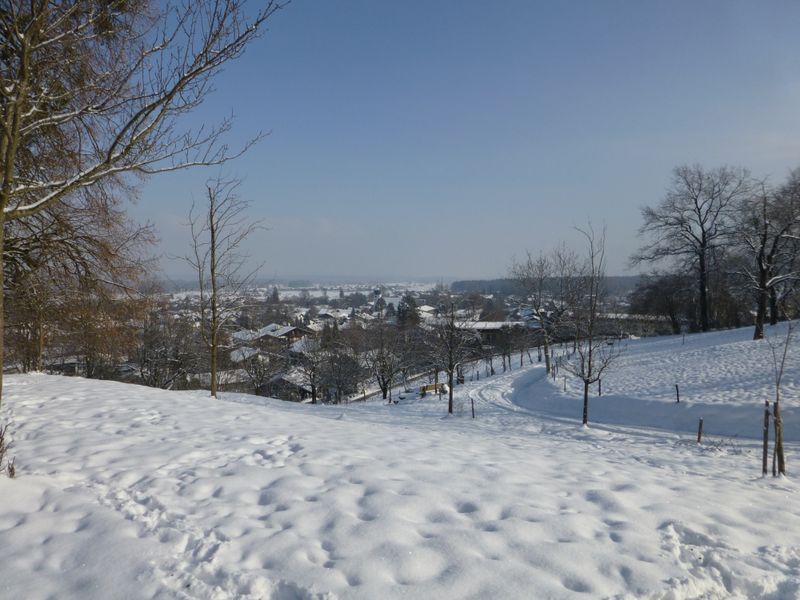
[
  {"x1": 471, "y1": 397, "x2": 475, "y2": 419},
  {"x1": 675, "y1": 384, "x2": 680, "y2": 403},
  {"x1": 598, "y1": 379, "x2": 602, "y2": 396},
  {"x1": 762, "y1": 401, "x2": 770, "y2": 477},
  {"x1": 696, "y1": 418, "x2": 704, "y2": 444}
]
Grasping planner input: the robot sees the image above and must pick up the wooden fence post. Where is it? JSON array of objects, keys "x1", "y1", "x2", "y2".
[
  {"x1": 471, "y1": 398, "x2": 475, "y2": 419},
  {"x1": 675, "y1": 384, "x2": 680, "y2": 404},
  {"x1": 696, "y1": 418, "x2": 704, "y2": 444}
]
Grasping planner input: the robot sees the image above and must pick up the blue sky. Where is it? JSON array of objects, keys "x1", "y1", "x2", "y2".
[{"x1": 133, "y1": 1, "x2": 800, "y2": 281}]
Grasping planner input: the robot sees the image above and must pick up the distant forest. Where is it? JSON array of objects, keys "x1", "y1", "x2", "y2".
[{"x1": 451, "y1": 276, "x2": 642, "y2": 297}]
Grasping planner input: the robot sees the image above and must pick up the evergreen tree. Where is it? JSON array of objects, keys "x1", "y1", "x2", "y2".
[{"x1": 397, "y1": 294, "x2": 421, "y2": 329}]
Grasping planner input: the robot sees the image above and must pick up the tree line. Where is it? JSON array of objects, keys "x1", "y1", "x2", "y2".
[{"x1": 631, "y1": 164, "x2": 800, "y2": 339}]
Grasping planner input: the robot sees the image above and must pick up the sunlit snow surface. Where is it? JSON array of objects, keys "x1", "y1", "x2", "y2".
[{"x1": 1, "y1": 325, "x2": 799, "y2": 599}]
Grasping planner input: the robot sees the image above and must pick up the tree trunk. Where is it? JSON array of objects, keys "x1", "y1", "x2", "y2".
[
  {"x1": 769, "y1": 287, "x2": 779, "y2": 326},
  {"x1": 668, "y1": 304, "x2": 681, "y2": 334},
  {"x1": 36, "y1": 316, "x2": 45, "y2": 372},
  {"x1": 582, "y1": 380, "x2": 589, "y2": 425},
  {"x1": 209, "y1": 196, "x2": 218, "y2": 399},
  {"x1": 753, "y1": 275, "x2": 767, "y2": 340},
  {"x1": 774, "y1": 401, "x2": 785, "y2": 476},
  {"x1": 762, "y1": 401, "x2": 770, "y2": 476},
  {"x1": 0, "y1": 216, "x2": 5, "y2": 408},
  {"x1": 699, "y1": 251, "x2": 710, "y2": 332},
  {"x1": 543, "y1": 336, "x2": 552, "y2": 374},
  {"x1": 311, "y1": 384, "x2": 317, "y2": 404},
  {"x1": 448, "y1": 369, "x2": 454, "y2": 414}
]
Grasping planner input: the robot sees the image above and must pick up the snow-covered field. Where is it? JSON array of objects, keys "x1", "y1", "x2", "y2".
[{"x1": 1, "y1": 325, "x2": 799, "y2": 599}]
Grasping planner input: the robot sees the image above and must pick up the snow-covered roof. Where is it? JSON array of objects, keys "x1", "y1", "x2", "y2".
[
  {"x1": 318, "y1": 309, "x2": 350, "y2": 320},
  {"x1": 272, "y1": 325, "x2": 296, "y2": 338},
  {"x1": 232, "y1": 323, "x2": 303, "y2": 344},
  {"x1": 290, "y1": 337, "x2": 313, "y2": 354},
  {"x1": 271, "y1": 367, "x2": 311, "y2": 392},
  {"x1": 458, "y1": 321, "x2": 527, "y2": 331},
  {"x1": 189, "y1": 369, "x2": 251, "y2": 386},
  {"x1": 601, "y1": 313, "x2": 671, "y2": 322},
  {"x1": 230, "y1": 347, "x2": 259, "y2": 363}
]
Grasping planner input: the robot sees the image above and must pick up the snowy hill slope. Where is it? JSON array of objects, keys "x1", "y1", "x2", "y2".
[
  {"x1": 1, "y1": 325, "x2": 799, "y2": 599},
  {"x1": 507, "y1": 324, "x2": 799, "y2": 440}
]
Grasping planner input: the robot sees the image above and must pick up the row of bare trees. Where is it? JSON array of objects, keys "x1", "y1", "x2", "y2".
[
  {"x1": 288, "y1": 310, "x2": 481, "y2": 411},
  {"x1": 631, "y1": 164, "x2": 800, "y2": 339},
  {"x1": 511, "y1": 225, "x2": 620, "y2": 425},
  {"x1": 4, "y1": 193, "x2": 155, "y2": 377}
]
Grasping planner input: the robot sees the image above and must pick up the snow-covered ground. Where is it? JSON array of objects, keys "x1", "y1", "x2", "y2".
[{"x1": 1, "y1": 325, "x2": 799, "y2": 599}]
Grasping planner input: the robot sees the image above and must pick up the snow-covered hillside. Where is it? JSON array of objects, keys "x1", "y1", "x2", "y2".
[
  {"x1": 512, "y1": 324, "x2": 800, "y2": 441},
  {"x1": 1, "y1": 325, "x2": 799, "y2": 599}
]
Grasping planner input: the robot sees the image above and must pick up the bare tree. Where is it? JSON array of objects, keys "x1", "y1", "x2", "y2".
[
  {"x1": 550, "y1": 244, "x2": 584, "y2": 350},
  {"x1": 59, "y1": 279, "x2": 147, "y2": 378},
  {"x1": 736, "y1": 178, "x2": 800, "y2": 339},
  {"x1": 4, "y1": 191, "x2": 155, "y2": 372},
  {"x1": 562, "y1": 225, "x2": 620, "y2": 426},
  {"x1": 424, "y1": 304, "x2": 479, "y2": 414},
  {"x1": 296, "y1": 337, "x2": 325, "y2": 404},
  {"x1": 242, "y1": 349, "x2": 287, "y2": 396},
  {"x1": 363, "y1": 319, "x2": 403, "y2": 401},
  {"x1": 511, "y1": 251, "x2": 554, "y2": 373},
  {"x1": 136, "y1": 301, "x2": 199, "y2": 390},
  {"x1": 632, "y1": 165, "x2": 752, "y2": 332},
  {"x1": 628, "y1": 271, "x2": 692, "y2": 335},
  {"x1": 510, "y1": 244, "x2": 581, "y2": 371},
  {"x1": 764, "y1": 319, "x2": 794, "y2": 476},
  {"x1": 0, "y1": 0, "x2": 284, "y2": 406},
  {"x1": 321, "y1": 338, "x2": 363, "y2": 404},
  {"x1": 183, "y1": 178, "x2": 262, "y2": 398}
]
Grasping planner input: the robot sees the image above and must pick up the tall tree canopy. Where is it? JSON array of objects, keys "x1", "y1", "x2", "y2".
[
  {"x1": 632, "y1": 165, "x2": 752, "y2": 332},
  {"x1": 0, "y1": 0, "x2": 283, "y2": 404}
]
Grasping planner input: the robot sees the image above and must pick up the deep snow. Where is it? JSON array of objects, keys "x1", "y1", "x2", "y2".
[{"x1": 1, "y1": 325, "x2": 799, "y2": 599}]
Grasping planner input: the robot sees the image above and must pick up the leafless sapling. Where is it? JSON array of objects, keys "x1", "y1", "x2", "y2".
[
  {"x1": 561, "y1": 225, "x2": 621, "y2": 426},
  {"x1": 183, "y1": 178, "x2": 263, "y2": 398}
]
